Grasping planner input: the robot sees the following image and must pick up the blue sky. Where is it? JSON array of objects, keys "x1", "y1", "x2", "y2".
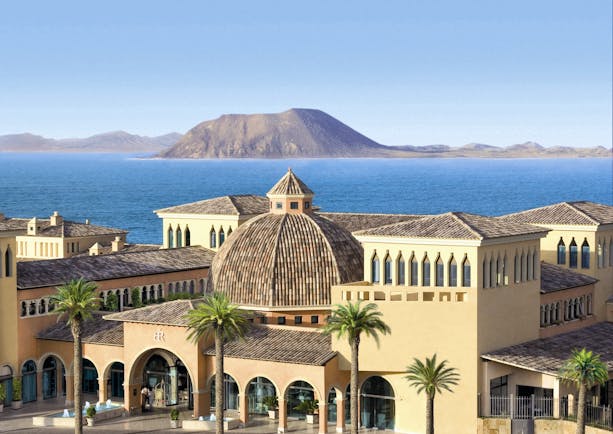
[{"x1": 0, "y1": 1, "x2": 610, "y2": 147}]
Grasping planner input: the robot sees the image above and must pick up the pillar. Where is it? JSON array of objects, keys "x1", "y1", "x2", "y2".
[
  {"x1": 65, "y1": 374, "x2": 74, "y2": 406},
  {"x1": 553, "y1": 379, "x2": 560, "y2": 418},
  {"x1": 124, "y1": 382, "x2": 142, "y2": 414},
  {"x1": 277, "y1": 397, "x2": 288, "y2": 433},
  {"x1": 98, "y1": 377, "x2": 107, "y2": 403},
  {"x1": 318, "y1": 402, "x2": 328, "y2": 434},
  {"x1": 335, "y1": 396, "x2": 345, "y2": 433},
  {"x1": 36, "y1": 369, "x2": 43, "y2": 401},
  {"x1": 568, "y1": 394, "x2": 575, "y2": 417},
  {"x1": 239, "y1": 392, "x2": 249, "y2": 425},
  {"x1": 193, "y1": 388, "x2": 210, "y2": 418}
]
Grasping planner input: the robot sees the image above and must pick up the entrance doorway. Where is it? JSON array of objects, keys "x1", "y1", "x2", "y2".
[
  {"x1": 110, "y1": 362, "x2": 124, "y2": 398},
  {"x1": 360, "y1": 376, "x2": 395, "y2": 430},
  {"x1": 143, "y1": 354, "x2": 192, "y2": 408},
  {"x1": 42, "y1": 357, "x2": 58, "y2": 399},
  {"x1": 22, "y1": 360, "x2": 37, "y2": 403}
]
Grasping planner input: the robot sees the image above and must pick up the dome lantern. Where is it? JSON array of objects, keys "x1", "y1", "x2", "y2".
[{"x1": 266, "y1": 168, "x2": 314, "y2": 215}]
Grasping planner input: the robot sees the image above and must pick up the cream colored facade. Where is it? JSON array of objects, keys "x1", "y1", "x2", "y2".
[
  {"x1": 0, "y1": 233, "x2": 18, "y2": 404},
  {"x1": 157, "y1": 214, "x2": 243, "y2": 251}
]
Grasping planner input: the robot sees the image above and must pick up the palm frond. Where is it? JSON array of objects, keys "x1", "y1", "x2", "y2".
[
  {"x1": 323, "y1": 301, "x2": 391, "y2": 347},
  {"x1": 405, "y1": 354, "x2": 459, "y2": 397}
]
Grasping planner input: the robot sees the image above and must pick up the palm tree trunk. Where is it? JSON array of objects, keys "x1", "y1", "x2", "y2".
[
  {"x1": 72, "y1": 320, "x2": 83, "y2": 434},
  {"x1": 350, "y1": 335, "x2": 359, "y2": 434},
  {"x1": 426, "y1": 394, "x2": 434, "y2": 434},
  {"x1": 215, "y1": 328, "x2": 224, "y2": 434},
  {"x1": 576, "y1": 383, "x2": 586, "y2": 434}
]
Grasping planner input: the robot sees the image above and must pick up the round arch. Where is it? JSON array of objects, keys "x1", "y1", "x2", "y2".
[
  {"x1": 283, "y1": 379, "x2": 320, "y2": 420},
  {"x1": 0, "y1": 364, "x2": 14, "y2": 406},
  {"x1": 359, "y1": 375, "x2": 395, "y2": 430},
  {"x1": 245, "y1": 376, "x2": 278, "y2": 415},
  {"x1": 208, "y1": 372, "x2": 240, "y2": 411},
  {"x1": 102, "y1": 361, "x2": 125, "y2": 399},
  {"x1": 21, "y1": 359, "x2": 38, "y2": 403},
  {"x1": 37, "y1": 352, "x2": 68, "y2": 373}
]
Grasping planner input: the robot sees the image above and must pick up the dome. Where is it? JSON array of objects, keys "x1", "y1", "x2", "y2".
[{"x1": 209, "y1": 212, "x2": 364, "y2": 307}]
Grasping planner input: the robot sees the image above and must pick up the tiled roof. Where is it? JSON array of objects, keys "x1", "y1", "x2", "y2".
[
  {"x1": 355, "y1": 212, "x2": 548, "y2": 240},
  {"x1": 267, "y1": 169, "x2": 314, "y2": 195},
  {"x1": 0, "y1": 218, "x2": 126, "y2": 237},
  {"x1": 204, "y1": 326, "x2": 336, "y2": 366},
  {"x1": 105, "y1": 299, "x2": 197, "y2": 326},
  {"x1": 540, "y1": 262, "x2": 598, "y2": 294},
  {"x1": 0, "y1": 217, "x2": 32, "y2": 232},
  {"x1": 211, "y1": 212, "x2": 364, "y2": 307},
  {"x1": 318, "y1": 212, "x2": 425, "y2": 233},
  {"x1": 37, "y1": 313, "x2": 123, "y2": 346},
  {"x1": 482, "y1": 322, "x2": 613, "y2": 375},
  {"x1": 500, "y1": 201, "x2": 613, "y2": 226},
  {"x1": 17, "y1": 246, "x2": 214, "y2": 289},
  {"x1": 155, "y1": 195, "x2": 269, "y2": 216},
  {"x1": 74, "y1": 243, "x2": 162, "y2": 257}
]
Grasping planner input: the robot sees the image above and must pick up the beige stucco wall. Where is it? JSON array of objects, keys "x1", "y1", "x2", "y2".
[
  {"x1": 0, "y1": 235, "x2": 18, "y2": 374},
  {"x1": 16, "y1": 233, "x2": 127, "y2": 259},
  {"x1": 158, "y1": 214, "x2": 248, "y2": 250}
]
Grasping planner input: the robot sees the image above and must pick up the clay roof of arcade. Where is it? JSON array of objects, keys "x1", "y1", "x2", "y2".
[
  {"x1": 318, "y1": 212, "x2": 425, "y2": 233},
  {"x1": 354, "y1": 212, "x2": 548, "y2": 240},
  {"x1": 482, "y1": 322, "x2": 613, "y2": 375},
  {"x1": 74, "y1": 243, "x2": 162, "y2": 256},
  {"x1": 0, "y1": 217, "x2": 126, "y2": 237},
  {"x1": 203, "y1": 326, "x2": 336, "y2": 366},
  {"x1": 540, "y1": 262, "x2": 598, "y2": 294},
  {"x1": 104, "y1": 299, "x2": 198, "y2": 326},
  {"x1": 500, "y1": 201, "x2": 613, "y2": 226},
  {"x1": 155, "y1": 195, "x2": 269, "y2": 216},
  {"x1": 17, "y1": 247, "x2": 214, "y2": 290},
  {"x1": 37, "y1": 313, "x2": 124, "y2": 346},
  {"x1": 267, "y1": 169, "x2": 314, "y2": 196}
]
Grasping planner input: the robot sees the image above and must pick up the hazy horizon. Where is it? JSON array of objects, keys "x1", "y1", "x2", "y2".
[{"x1": 1, "y1": 1, "x2": 611, "y2": 148}]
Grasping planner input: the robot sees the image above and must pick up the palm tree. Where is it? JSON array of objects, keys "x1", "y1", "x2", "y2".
[
  {"x1": 558, "y1": 348, "x2": 608, "y2": 434},
  {"x1": 324, "y1": 301, "x2": 391, "y2": 434},
  {"x1": 50, "y1": 279, "x2": 100, "y2": 434},
  {"x1": 405, "y1": 354, "x2": 459, "y2": 434},
  {"x1": 185, "y1": 292, "x2": 250, "y2": 434}
]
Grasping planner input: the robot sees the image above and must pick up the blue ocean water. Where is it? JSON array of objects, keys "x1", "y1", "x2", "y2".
[{"x1": 0, "y1": 153, "x2": 610, "y2": 244}]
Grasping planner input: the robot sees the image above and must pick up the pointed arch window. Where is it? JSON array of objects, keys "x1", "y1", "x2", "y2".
[
  {"x1": 502, "y1": 254, "x2": 508, "y2": 285},
  {"x1": 557, "y1": 238, "x2": 566, "y2": 265},
  {"x1": 482, "y1": 258, "x2": 489, "y2": 288},
  {"x1": 597, "y1": 242, "x2": 603, "y2": 268},
  {"x1": 210, "y1": 228, "x2": 217, "y2": 248},
  {"x1": 514, "y1": 253, "x2": 520, "y2": 283},
  {"x1": 602, "y1": 241, "x2": 607, "y2": 268},
  {"x1": 4, "y1": 247, "x2": 12, "y2": 277},
  {"x1": 383, "y1": 255, "x2": 392, "y2": 284},
  {"x1": 167, "y1": 225, "x2": 174, "y2": 248},
  {"x1": 490, "y1": 256, "x2": 497, "y2": 287},
  {"x1": 219, "y1": 228, "x2": 225, "y2": 246},
  {"x1": 569, "y1": 238, "x2": 577, "y2": 268},
  {"x1": 435, "y1": 255, "x2": 444, "y2": 287},
  {"x1": 449, "y1": 256, "x2": 457, "y2": 287},
  {"x1": 228, "y1": 227, "x2": 233, "y2": 237},
  {"x1": 462, "y1": 257, "x2": 471, "y2": 287},
  {"x1": 176, "y1": 226, "x2": 182, "y2": 248},
  {"x1": 371, "y1": 253, "x2": 380, "y2": 284},
  {"x1": 39, "y1": 299, "x2": 46, "y2": 314},
  {"x1": 410, "y1": 253, "x2": 418, "y2": 286},
  {"x1": 581, "y1": 239, "x2": 590, "y2": 269},
  {"x1": 527, "y1": 250, "x2": 533, "y2": 281},
  {"x1": 396, "y1": 254, "x2": 405, "y2": 285},
  {"x1": 185, "y1": 226, "x2": 191, "y2": 246},
  {"x1": 521, "y1": 251, "x2": 527, "y2": 281},
  {"x1": 422, "y1": 254, "x2": 430, "y2": 286}
]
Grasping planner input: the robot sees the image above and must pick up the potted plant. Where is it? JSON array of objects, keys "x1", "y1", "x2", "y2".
[
  {"x1": 263, "y1": 395, "x2": 279, "y2": 419},
  {"x1": 86, "y1": 406, "x2": 96, "y2": 426},
  {"x1": 293, "y1": 399, "x2": 319, "y2": 424},
  {"x1": 0, "y1": 382, "x2": 5, "y2": 412},
  {"x1": 11, "y1": 377, "x2": 22, "y2": 410},
  {"x1": 170, "y1": 408, "x2": 181, "y2": 428}
]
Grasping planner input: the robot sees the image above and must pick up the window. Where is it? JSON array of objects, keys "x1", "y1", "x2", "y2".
[
  {"x1": 39, "y1": 299, "x2": 46, "y2": 314},
  {"x1": 569, "y1": 238, "x2": 577, "y2": 268},
  {"x1": 581, "y1": 239, "x2": 590, "y2": 269},
  {"x1": 422, "y1": 255, "x2": 430, "y2": 286},
  {"x1": 4, "y1": 247, "x2": 11, "y2": 277},
  {"x1": 294, "y1": 315, "x2": 302, "y2": 325},
  {"x1": 521, "y1": 252, "x2": 527, "y2": 281},
  {"x1": 290, "y1": 202, "x2": 299, "y2": 210},
  {"x1": 527, "y1": 251, "x2": 533, "y2": 281},
  {"x1": 275, "y1": 202, "x2": 282, "y2": 209},
  {"x1": 185, "y1": 227, "x2": 191, "y2": 246},
  {"x1": 384, "y1": 255, "x2": 392, "y2": 284},
  {"x1": 21, "y1": 301, "x2": 26, "y2": 317},
  {"x1": 410, "y1": 254, "x2": 418, "y2": 286},
  {"x1": 371, "y1": 253, "x2": 380, "y2": 284},
  {"x1": 176, "y1": 226, "x2": 182, "y2": 248},
  {"x1": 29, "y1": 302, "x2": 36, "y2": 315},
  {"x1": 167, "y1": 226, "x2": 174, "y2": 248},
  {"x1": 462, "y1": 257, "x2": 471, "y2": 287},
  {"x1": 502, "y1": 255, "x2": 508, "y2": 285},
  {"x1": 435, "y1": 256, "x2": 444, "y2": 286},
  {"x1": 557, "y1": 238, "x2": 566, "y2": 264},
  {"x1": 304, "y1": 202, "x2": 310, "y2": 209},
  {"x1": 210, "y1": 228, "x2": 217, "y2": 248},
  {"x1": 277, "y1": 316, "x2": 286, "y2": 325},
  {"x1": 397, "y1": 254, "x2": 405, "y2": 285},
  {"x1": 310, "y1": 315, "x2": 319, "y2": 324},
  {"x1": 490, "y1": 375, "x2": 508, "y2": 397},
  {"x1": 449, "y1": 256, "x2": 457, "y2": 287},
  {"x1": 219, "y1": 228, "x2": 225, "y2": 246},
  {"x1": 514, "y1": 253, "x2": 520, "y2": 282}
]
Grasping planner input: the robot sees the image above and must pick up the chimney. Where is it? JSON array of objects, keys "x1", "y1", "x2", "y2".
[
  {"x1": 85, "y1": 219, "x2": 90, "y2": 225},
  {"x1": 50, "y1": 211, "x2": 63, "y2": 226},
  {"x1": 27, "y1": 217, "x2": 38, "y2": 235},
  {"x1": 111, "y1": 236, "x2": 125, "y2": 252}
]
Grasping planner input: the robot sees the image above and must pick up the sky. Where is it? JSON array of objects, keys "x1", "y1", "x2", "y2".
[{"x1": 0, "y1": 0, "x2": 611, "y2": 147}]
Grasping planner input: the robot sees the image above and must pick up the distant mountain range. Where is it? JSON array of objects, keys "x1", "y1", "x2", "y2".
[
  {"x1": 1, "y1": 109, "x2": 609, "y2": 158},
  {"x1": 0, "y1": 131, "x2": 182, "y2": 153}
]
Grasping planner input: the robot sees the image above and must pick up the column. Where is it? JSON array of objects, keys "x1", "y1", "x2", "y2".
[
  {"x1": 193, "y1": 388, "x2": 210, "y2": 418},
  {"x1": 568, "y1": 394, "x2": 575, "y2": 417},
  {"x1": 277, "y1": 397, "x2": 288, "y2": 433},
  {"x1": 335, "y1": 396, "x2": 345, "y2": 433},
  {"x1": 318, "y1": 402, "x2": 328, "y2": 434},
  {"x1": 36, "y1": 369, "x2": 43, "y2": 401},
  {"x1": 553, "y1": 378, "x2": 560, "y2": 418},
  {"x1": 98, "y1": 377, "x2": 107, "y2": 403},
  {"x1": 65, "y1": 374, "x2": 74, "y2": 406},
  {"x1": 124, "y1": 382, "x2": 142, "y2": 415},
  {"x1": 239, "y1": 392, "x2": 249, "y2": 425}
]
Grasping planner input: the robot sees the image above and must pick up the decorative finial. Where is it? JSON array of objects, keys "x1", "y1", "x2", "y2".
[{"x1": 288, "y1": 167, "x2": 292, "y2": 172}]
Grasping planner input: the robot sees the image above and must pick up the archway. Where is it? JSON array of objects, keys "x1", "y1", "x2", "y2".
[
  {"x1": 142, "y1": 353, "x2": 192, "y2": 408},
  {"x1": 286, "y1": 380, "x2": 315, "y2": 420},
  {"x1": 82, "y1": 359, "x2": 99, "y2": 395},
  {"x1": 210, "y1": 373, "x2": 239, "y2": 411},
  {"x1": 42, "y1": 356, "x2": 60, "y2": 399},
  {"x1": 0, "y1": 365, "x2": 13, "y2": 406},
  {"x1": 21, "y1": 360, "x2": 37, "y2": 403},
  {"x1": 246, "y1": 376, "x2": 276, "y2": 415},
  {"x1": 110, "y1": 362, "x2": 124, "y2": 398},
  {"x1": 360, "y1": 376, "x2": 395, "y2": 430}
]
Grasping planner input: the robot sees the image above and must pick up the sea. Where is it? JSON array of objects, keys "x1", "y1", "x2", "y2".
[{"x1": 0, "y1": 153, "x2": 611, "y2": 245}]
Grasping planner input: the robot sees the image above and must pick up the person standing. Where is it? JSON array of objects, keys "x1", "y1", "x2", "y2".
[{"x1": 141, "y1": 385, "x2": 149, "y2": 412}]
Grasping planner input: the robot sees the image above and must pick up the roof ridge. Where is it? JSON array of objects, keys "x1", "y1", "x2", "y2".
[
  {"x1": 353, "y1": 214, "x2": 431, "y2": 235},
  {"x1": 226, "y1": 195, "x2": 240, "y2": 214},
  {"x1": 564, "y1": 202, "x2": 600, "y2": 225},
  {"x1": 268, "y1": 214, "x2": 288, "y2": 307},
  {"x1": 449, "y1": 212, "x2": 484, "y2": 240}
]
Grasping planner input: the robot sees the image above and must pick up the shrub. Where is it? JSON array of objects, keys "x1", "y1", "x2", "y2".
[
  {"x1": 105, "y1": 292, "x2": 119, "y2": 311},
  {"x1": 12, "y1": 377, "x2": 21, "y2": 401},
  {"x1": 262, "y1": 395, "x2": 278, "y2": 410},
  {"x1": 0, "y1": 382, "x2": 5, "y2": 401},
  {"x1": 293, "y1": 399, "x2": 319, "y2": 415},
  {"x1": 86, "y1": 406, "x2": 97, "y2": 418},
  {"x1": 131, "y1": 288, "x2": 142, "y2": 308},
  {"x1": 170, "y1": 408, "x2": 180, "y2": 420}
]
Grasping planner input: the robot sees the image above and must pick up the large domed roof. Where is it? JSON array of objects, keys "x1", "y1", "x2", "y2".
[{"x1": 210, "y1": 209, "x2": 364, "y2": 308}]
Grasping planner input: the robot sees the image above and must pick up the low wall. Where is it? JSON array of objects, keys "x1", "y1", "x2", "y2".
[
  {"x1": 477, "y1": 418, "x2": 511, "y2": 434},
  {"x1": 534, "y1": 419, "x2": 612, "y2": 434}
]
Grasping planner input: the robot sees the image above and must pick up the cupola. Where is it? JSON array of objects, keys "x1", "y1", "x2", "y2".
[{"x1": 266, "y1": 168, "x2": 314, "y2": 215}]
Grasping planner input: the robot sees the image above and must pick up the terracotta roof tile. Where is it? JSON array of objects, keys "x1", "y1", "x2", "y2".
[
  {"x1": 37, "y1": 313, "x2": 123, "y2": 346},
  {"x1": 482, "y1": 322, "x2": 613, "y2": 375},
  {"x1": 203, "y1": 326, "x2": 335, "y2": 366},
  {"x1": 267, "y1": 170, "x2": 314, "y2": 195},
  {"x1": 540, "y1": 262, "x2": 598, "y2": 293},
  {"x1": 500, "y1": 201, "x2": 613, "y2": 226},
  {"x1": 0, "y1": 218, "x2": 126, "y2": 237},
  {"x1": 17, "y1": 246, "x2": 214, "y2": 289},
  {"x1": 318, "y1": 212, "x2": 425, "y2": 233},
  {"x1": 155, "y1": 195, "x2": 269, "y2": 216},
  {"x1": 105, "y1": 299, "x2": 196, "y2": 326}
]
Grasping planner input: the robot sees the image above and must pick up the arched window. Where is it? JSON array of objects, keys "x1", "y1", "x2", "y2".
[
  {"x1": 176, "y1": 226, "x2": 182, "y2": 248},
  {"x1": 149, "y1": 285, "x2": 155, "y2": 300},
  {"x1": 462, "y1": 256, "x2": 471, "y2": 287},
  {"x1": 199, "y1": 279, "x2": 205, "y2": 294},
  {"x1": 384, "y1": 255, "x2": 392, "y2": 284},
  {"x1": 168, "y1": 282, "x2": 174, "y2": 294},
  {"x1": 4, "y1": 247, "x2": 12, "y2": 277},
  {"x1": 210, "y1": 228, "x2": 217, "y2": 248},
  {"x1": 448, "y1": 256, "x2": 457, "y2": 287},
  {"x1": 396, "y1": 254, "x2": 405, "y2": 285},
  {"x1": 495, "y1": 256, "x2": 502, "y2": 286},
  {"x1": 21, "y1": 360, "x2": 37, "y2": 403},
  {"x1": 587, "y1": 294, "x2": 593, "y2": 315},
  {"x1": 123, "y1": 289, "x2": 129, "y2": 307},
  {"x1": 39, "y1": 299, "x2": 46, "y2": 314},
  {"x1": 360, "y1": 376, "x2": 395, "y2": 430},
  {"x1": 157, "y1": 284, "x2": 163, "y2": 299},
  {"x1": 29, "y1": 301, "x2": 36, "y2": 315},
  {"x1": 219, "y1": 228, "x2": 225, "y2": 246},
  {"x1": 185, "y1": 226, "x2": 191, "y2": 246},
  {"x1": 189, "y1": 280, "x2": 195, "y2": 295},
  {"x1": 532, "y1": 250, "x2": 538, "y2": 280},
  {"x1": 502, "y1": 254, "x2": 508, "y2": 285},
  {"x1": 569, "y1": 238, "x2": 578, "y2": 268},
  {"x1": 371, "y1": 253, "x2": 380, "y2": 284},
  {"x1": 557, "y1": 238, "x2": 566, "y2": 265},
  {"x1": 490, "y1": 256, "x2": 496, "y2": 287},
  {"x1": 482, "y1": 259, "x2": 489, "y2": 288},
  {"x1": 521, "y1": 252, "x2": 527, "y2": 281},
  {"x1": 21, "y1": 301, "x2": 27, "y2": 317},
  {"x1": 141, "y1": 286, "x2": 147, "y2": 303},
  {"x1": 527, "y1": 251, "x2": 533, "y2": 281},
  {"x1": 581, "y1": 239, "x2": 590, "y2": 269},
  {"x1": 435, "y1": 255, "x2": 444, "y2": 286},
  {"x1": 227, "y1": 227, "x2": 233, "y2": 237},
  {"x1": 167, "y1": 225, "x2": 174, "y2": 248},
  {"x1": 422, "y1": 254, "x2": 430, "y2": 286},
  {"x1": 602, "y1": 242, "x2": 607, "y2": 268},
  {"x1": 514, "y1": 253, "x2": 520, "y2": 283},
  {"x1": 410, "y1": 253, "x2": 418, "y2": 286}
]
